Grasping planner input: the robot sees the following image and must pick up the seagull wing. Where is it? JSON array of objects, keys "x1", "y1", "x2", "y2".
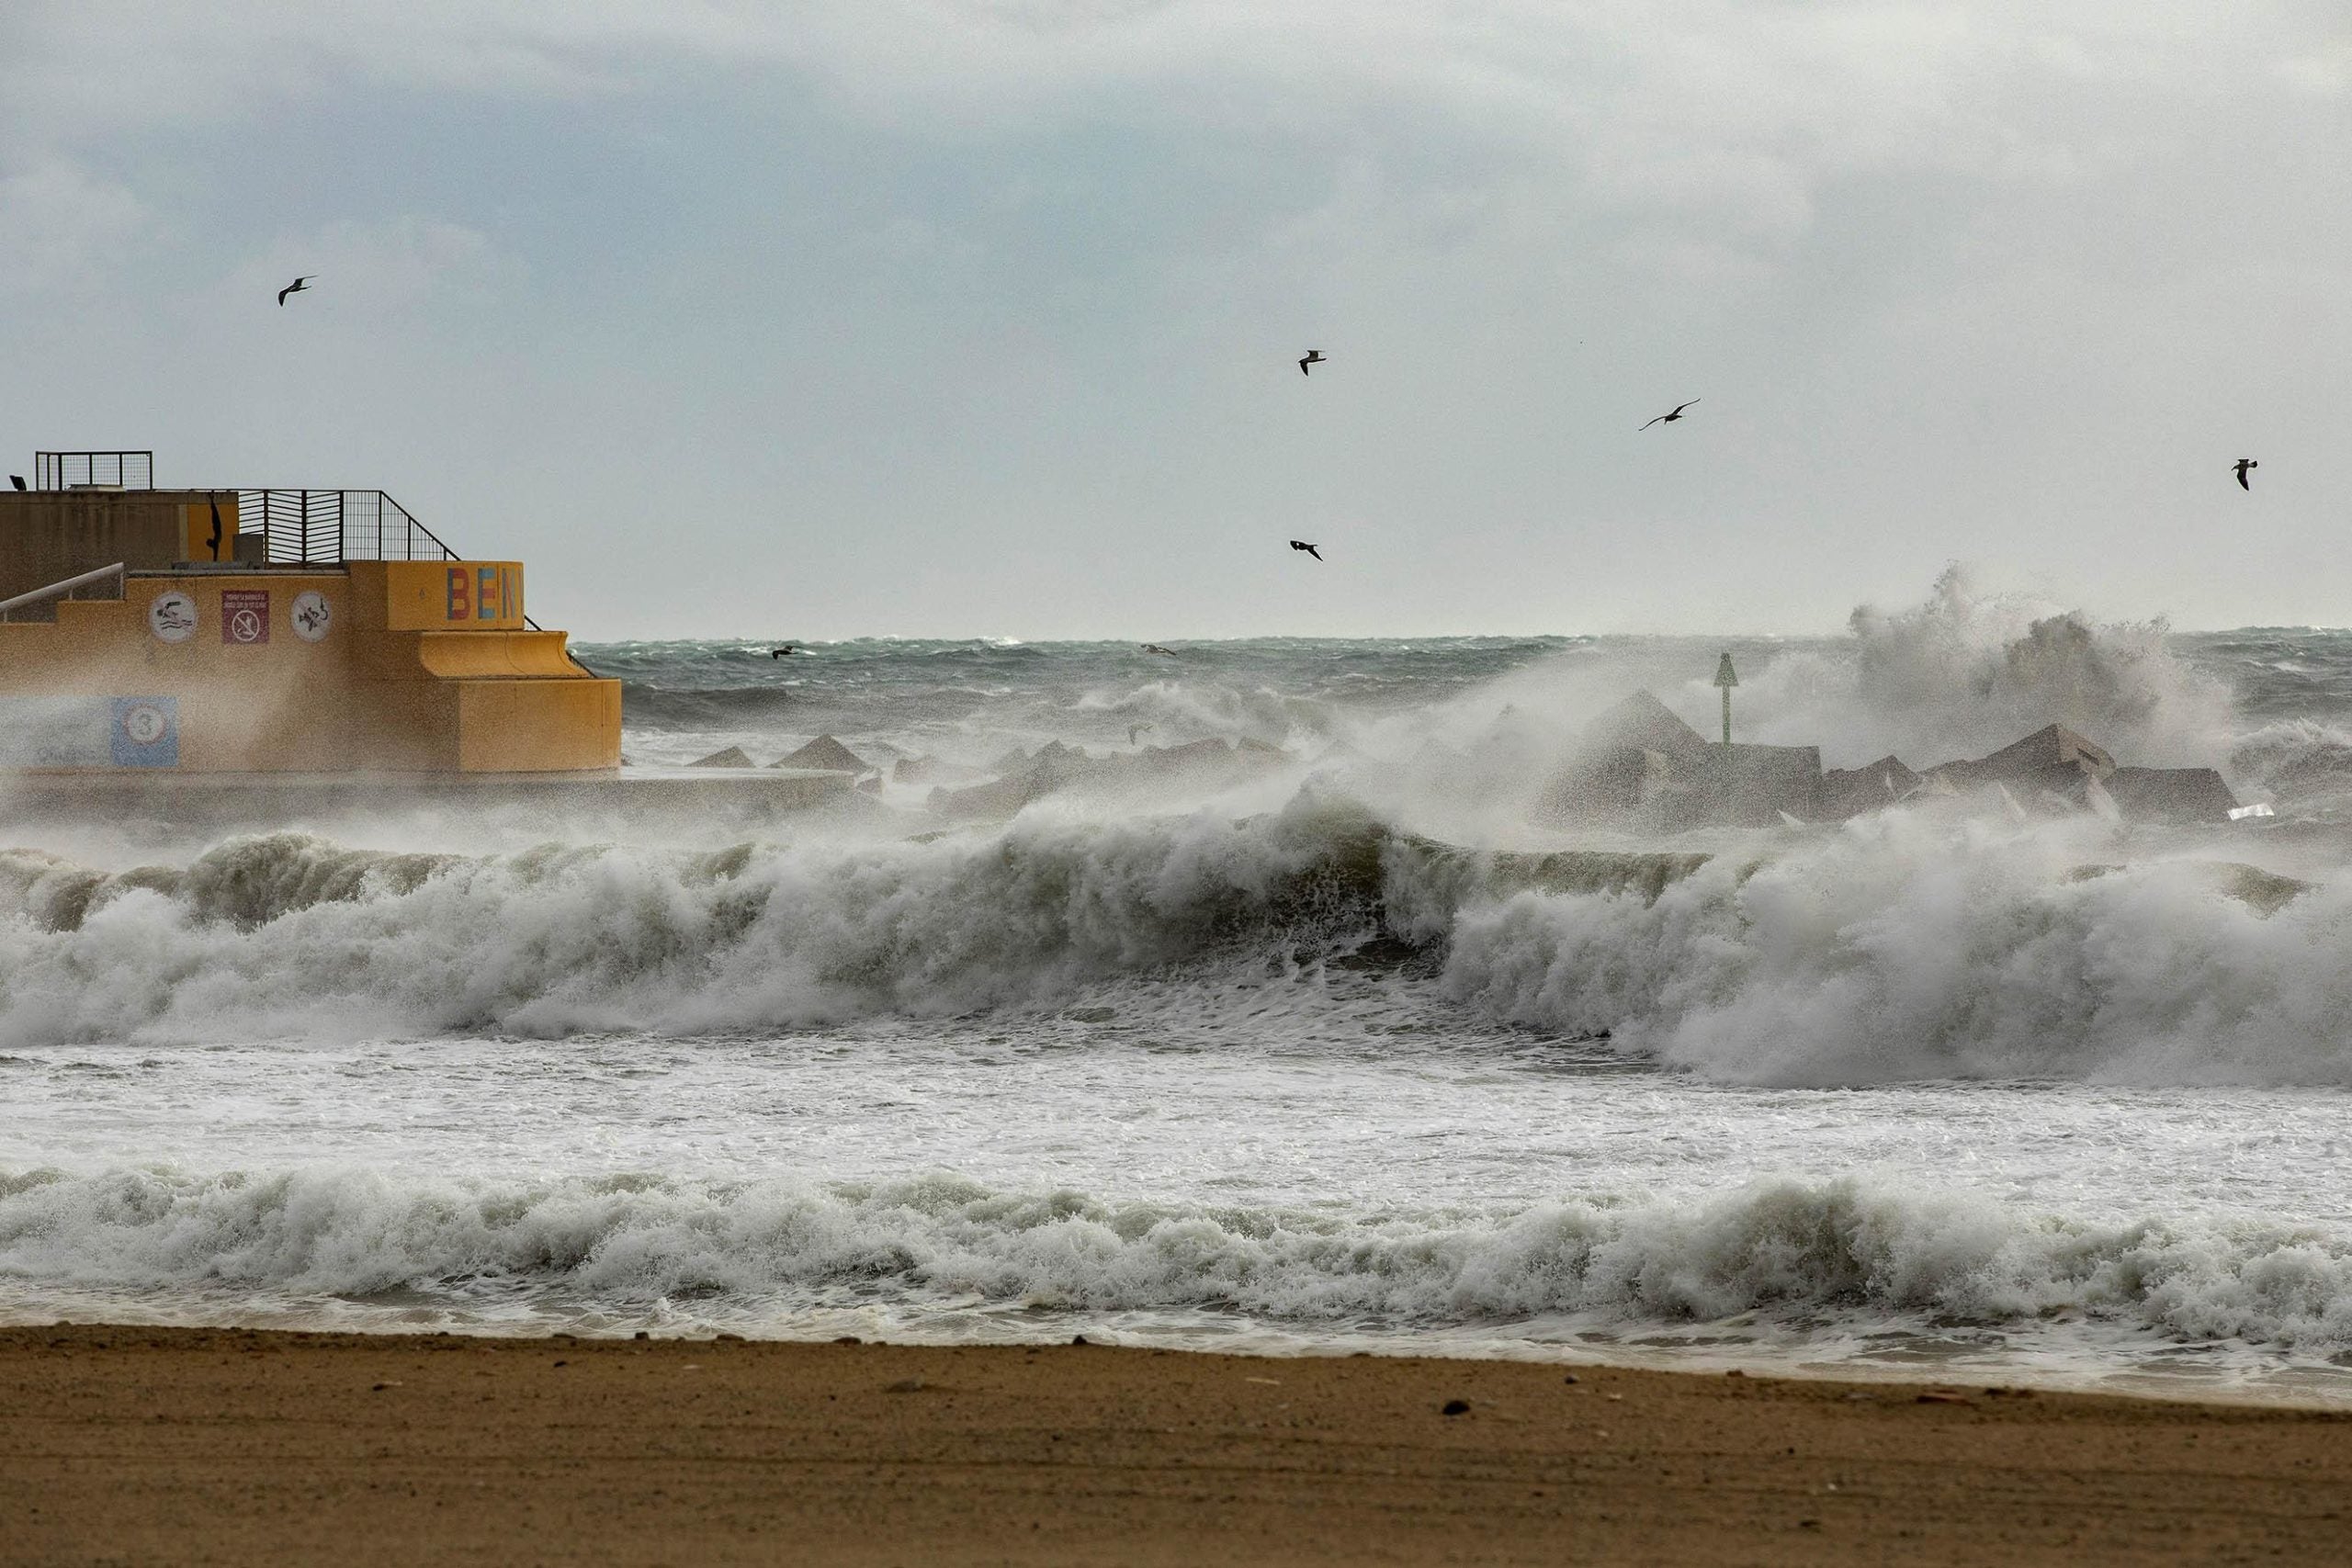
[
  {"x1": 1639, "y1": 415, "x2": 1665, "y2": 430},
  {"x1": 278, "y1": 284, "x2": 292, "y2": 305},
  {"x1": 1298, "y1": 357, "x2": 1311, "y2": 375},
  {"x1": 1306, "y1": 544, "x2": 1322, "y2": 560},
  {"x1": 1674, "y1": 399, "x2": 1700, "y2": 416},
  {"x1": 2238, "y1": 468, "x2": 2251, "y2": 491}
]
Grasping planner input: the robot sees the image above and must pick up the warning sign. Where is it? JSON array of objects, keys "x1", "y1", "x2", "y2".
[
  {"x1": 291, "y1": 590, "x2": 333, "y2": 642},
  {"x1": 222, "y1": 589, "x2": 269, "y2": 645}
]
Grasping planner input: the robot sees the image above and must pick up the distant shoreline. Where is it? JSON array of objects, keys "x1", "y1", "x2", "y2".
[{"x1": 7, "y1": 1324, "x2": 2348, "y2": 1564}]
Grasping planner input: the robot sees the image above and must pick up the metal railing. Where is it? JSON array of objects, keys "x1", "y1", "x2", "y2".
[
  {"x1": 35, "y1": 451, "x2": 153, "y2": 490},
  {"x1": 236, "y1": 488, "x2": 552, "y2": 637},
  {"x1": 17, "y1": 453, "x2": 562, "y2": 640},
  {"x1": 238, "y1": 489, "x2": 461, "y2": 566},
  {"x1": 0, "y1": 562, "x2": 126, "y2": 623}
]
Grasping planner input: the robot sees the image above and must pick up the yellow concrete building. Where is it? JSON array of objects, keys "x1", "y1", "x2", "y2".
[{"x1": 0, "y1": 452, "x2": 618, "y2": 774}]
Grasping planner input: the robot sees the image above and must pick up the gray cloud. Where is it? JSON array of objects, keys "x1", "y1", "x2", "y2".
[{"x1": 3, "y1": 3, "x2": 2347, "y2": 637}]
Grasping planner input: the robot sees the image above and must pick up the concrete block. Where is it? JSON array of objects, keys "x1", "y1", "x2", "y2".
[
  {"x1": 1538, "y1": 692, "x2": 1713, "y2": 819},
  {"x1": 1580, "y1": 690, "x2": 1713, "y2": 769},
  {"x1": 892, "y1": 755, "x2": 989, "y2": 786},
  {"x1": 1541, "y1": 745, "x2": 1671, "y2": 818},
  {"x1": 1661, "y1": 743, "x2": 1825, "y2": 828},
  {"x1": 772, "y1": 734, "x2": 868, "y2": 773},
  {"x1": 928, "y1": 768, "x2": 1052, "y2": 820},
  {"x1": 1822, "y1": 755, "x2": 1921, "y2": 819},
  {"x1": 2102, "y1": 766, "x2": 2240, "y2": 823},
  {"x1": 1931, "y1": 724, "x2": 2113, "y2": 786}
]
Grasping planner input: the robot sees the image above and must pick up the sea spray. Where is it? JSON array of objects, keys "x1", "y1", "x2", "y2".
[
  {"x1": 1701, "y1": 566, "x2": 2240, "y2": 772},
  {"x1": 1441, "y1": 807, "x2": 2352, "y2": 1086}
]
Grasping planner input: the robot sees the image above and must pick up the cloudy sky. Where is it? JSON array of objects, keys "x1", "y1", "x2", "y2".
[{"x1": 4, "y1": 3, "x2": 2347, "y2": 639}]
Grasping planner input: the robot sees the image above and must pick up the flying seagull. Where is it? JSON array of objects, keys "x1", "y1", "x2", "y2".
[
  {"x1": 1639, "y1": 399, "x2": 1700, "y2": 430},
  {"x1": 1298, "y1": 349, "x2": 1325, "y2": 376},
  {"x1": 1290, "y1": 540, "x2": 1322, "y2": 561},
  {"x1": 277, "y1": 276, "x2": 314, "y2": 306},
  {"x1": 2234, "y1": 458, "x2": 2257, "y2": 491}
]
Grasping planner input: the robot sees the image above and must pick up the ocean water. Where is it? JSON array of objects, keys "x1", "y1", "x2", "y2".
[{"x1": 9, "y1": 571, "x2": 2352, "y2": 1402}]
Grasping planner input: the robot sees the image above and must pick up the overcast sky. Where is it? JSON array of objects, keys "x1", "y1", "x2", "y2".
[{"x1": 4, "y1": 3, "x2": 2347, "y2": 639}]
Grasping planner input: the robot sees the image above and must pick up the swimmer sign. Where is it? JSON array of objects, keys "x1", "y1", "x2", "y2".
[{"x1": 148, "y1": 591, "x2": 197, "y2": 643}]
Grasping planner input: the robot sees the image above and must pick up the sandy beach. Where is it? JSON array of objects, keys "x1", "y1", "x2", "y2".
[{"x1": 4, "y1": 1325, "x2": 2348, "y2": 1565}]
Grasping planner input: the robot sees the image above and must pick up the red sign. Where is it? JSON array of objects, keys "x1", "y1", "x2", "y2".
[{"x1": 221, "y1": 589, "x2": 269, "y2": 645}]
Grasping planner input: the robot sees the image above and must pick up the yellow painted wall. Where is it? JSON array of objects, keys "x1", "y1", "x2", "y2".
[
  {"x1": 366, "y1": 560, "x2": 527, "y2": 631},
  {"x1": 177, "y1": 497, "x2": 240, "y2": 564},
  {"x1": 458, "y1": 679, "x2": 623, "y2": 773},
  {"x1": 414, "y1": 630, "x2": 585, "y2": 679},
  {"x1": 0, "y1": 567, "x2": 616, "y2": 773}
]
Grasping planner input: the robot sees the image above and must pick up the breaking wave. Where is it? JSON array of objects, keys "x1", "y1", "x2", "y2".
[
  {"x1": 2, "y1": 795, "x2": 2349, "y2": 1086},
  {"x1": 6, "y1": 1164, "x2": 2352, "y2": 1359},
  {"x1": 2230, "y1": 719, "x2": 2352, "y2": 811},
  {"x1": 1440, "y1": 807, "x2": 2352, "y2": 1086}
]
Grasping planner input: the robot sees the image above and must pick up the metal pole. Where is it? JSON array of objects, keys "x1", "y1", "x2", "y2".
[
  {"x1": 0, "y1": 561, "x2": 126, "y2": 616},
  {"x1": 1712, "y1": 651, "x2": 1738, "y2": 745}
]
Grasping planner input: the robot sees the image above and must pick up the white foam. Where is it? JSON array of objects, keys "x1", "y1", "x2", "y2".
[
  {"x1": 6, "y1": 1164, "x2": 2352, "y2": 1368},
  {"x1": 1437, "y1": 807, "x2": 2352, "y2": 1086},
  {"x1": 0, "y1": 796, "x2": 1391, "y2": 1045},
  {"x1": 6, "y1": 787, "x2": 2350, "y2": 1087}
]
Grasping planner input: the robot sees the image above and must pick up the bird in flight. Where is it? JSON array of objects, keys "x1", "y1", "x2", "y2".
[
  {"x1": 2233, "y1": 458, "x2": 2257, "y2": 491},
  {"x1": 1639, "y1": 399, "x2": 1700, "y2": 430},
  {"x1": 277, "y1": 276, "x2": 314, "y2": 306},
  {"x1": 1290, "y1": 540, "x2": 1323, "y2": 561},
  {"x1": 1298, "y1": 349, "x2": 1326, "y2": 376}
]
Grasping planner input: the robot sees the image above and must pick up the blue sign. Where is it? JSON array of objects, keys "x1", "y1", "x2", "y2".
[{"x1": 109, "y1": 697, "x2": 179, "y2": 767}]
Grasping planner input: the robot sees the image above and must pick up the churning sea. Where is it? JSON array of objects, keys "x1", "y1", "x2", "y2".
[{"x1": 8, "y1": 573, "x2": 2352, "y2": 1402}]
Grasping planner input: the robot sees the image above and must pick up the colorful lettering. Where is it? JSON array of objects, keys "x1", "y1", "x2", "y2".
[
  {"x1": 447, "y1": 567, "x2": 470, "y2": 621},
  {"x1": 479, "y1": 567, "x2": 498, "y2": 621}
]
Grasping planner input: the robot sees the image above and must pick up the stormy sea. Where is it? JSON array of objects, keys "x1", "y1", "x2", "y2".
[{"x1": 8, "y1": 571, "x2": 2352, "y2": 1402}]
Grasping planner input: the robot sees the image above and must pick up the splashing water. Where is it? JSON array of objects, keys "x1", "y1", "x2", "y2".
[{"x1": 8, "y1": 572, "x2": 2352, "y2": 1398}]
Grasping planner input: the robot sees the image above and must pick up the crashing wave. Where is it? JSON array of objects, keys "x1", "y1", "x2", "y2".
[
  {"x1": 6, "y1": 1164, "x2": 2352, "y2": 1356},
  {"x1": 1, "y1": 795, "x2": 2346, "y2": 1085}
]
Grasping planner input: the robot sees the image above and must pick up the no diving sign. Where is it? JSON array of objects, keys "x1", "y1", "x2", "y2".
[{"x1": 221, "y1": 589, "x2": 269, "y2": 645}]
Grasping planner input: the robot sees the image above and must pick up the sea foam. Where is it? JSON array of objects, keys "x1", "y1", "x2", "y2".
[{"x1": 6, "y1": 1164, "x2": 2352, "y2": 1359}]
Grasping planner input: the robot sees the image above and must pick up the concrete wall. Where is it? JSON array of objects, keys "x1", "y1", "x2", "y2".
[
  {"x1": 0, "y1": 563, "x2": 617, "y2": 773},
  {"x1": 0, "y1": 491, "x2": 239, "y2": 600}
]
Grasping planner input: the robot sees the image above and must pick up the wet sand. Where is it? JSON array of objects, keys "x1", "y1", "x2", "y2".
[{"x1": 5, "y1": 1325, "x2": 2350, "y2": 1565}]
